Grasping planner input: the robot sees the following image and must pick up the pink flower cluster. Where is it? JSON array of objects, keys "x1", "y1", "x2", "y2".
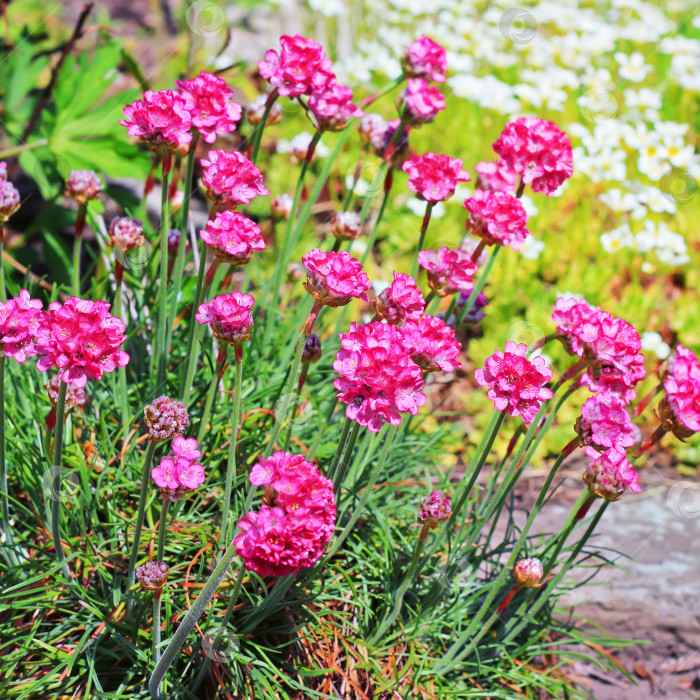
[
  {"x1": 65, "y1": 170, "x2": 103, "y2": 204},
  {"x1": 308, "y1": 81, "x2": 364, "y2": 132},
  {"x1": 359, "y1": 115, "x2": 410, "y2": 158},
  {"x1": 402, "y1": 153, "x2": 470, "y2": 203},
  {"x1": 151, "y1": 436, "x2": 205, "y2": 502},
  {"x1": 331, "y1": 211, "x2": 362, "y2": 241},
  {"x1": 35, "y1": 297, "x2": 129, "y2": 388},
  {"x1": 136, "y1": 560, "x2": 169, "y2": 591},
  {"x1": 199, "y1": 210, "x2": 265, "y2": 265},
  {"x1": 235, "y1": 451, "x2": 336, "y2": 577},
  {"x1": 583, "y1": 445, "x2": 641, "y2": 500},
  {"x1": 144, "y1": 395, "x2": 190, "y2": 443},
  {"x1": 475, "y1": 341, "x2": 554, "y2": 422},
  {"x1": 492, "y1": 117, "x2": 573, "y2": 196},
  {"x1": 334, "y1": 322, "x2": 426, "y2": 432},
  {"x1": 402, "y1": 316, "x2": 462, "y2": 373},
  {"x1": 464, "y1": 190, "x2": 531, "y2": 251},
  {"x1": 400, "y1": 78, "x2": 445, "y2": 125},
  {"x1": 196, "y1": 292, "x2": 255, "y2": 352},
  {"x1": 418, "y1": 247, "x2": 478, "y2": 297},
  {"x1": 552, "y1": 296, "x2": 645, "y2": 404},
  {"x1": 474, "y1": 160, "x2": 518, "y2": 194},
  {"x1": 302, "y1": 249, "x2": 370, "y2": 308},
  {"x1": 417, "y1": 490, "x2": 451, "y2": 527},
  {"x1": 575, "y1": 393, "x2": 635, "y2": 450},
  {"x1": 372, "y1": 273, "x2": 425, "y2": 325},
  {"x1": 201, "y1": 150, "x2": 270, "y2": 209},
  {"x1": 514, "y1": 558, "x2": 544, "y2": 588},
  {"x1": 660, "y1": 344, "x2": 700, "y2": 438},
  {"x1": 0, "y1": 178, "x2": 20, "y2": 222},
  {"x1": 403, "y1": 36, "x2": 447, "y2": 83},
  {"x1": 175, "y1": 71, "x2": 242, "y2": 144},
  {"x1": 0, "y1": 289, "x2": 43, "y2": 363},
  {"x1": 107, "y1": 216, "x2": 145, "y2": 253}
]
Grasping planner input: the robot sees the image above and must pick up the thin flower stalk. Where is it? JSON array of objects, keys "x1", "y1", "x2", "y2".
[
  {"x1": 72, "y1": 202, "x2": 87, "y2": 295},
  {"x1": 331, "y1": 420, "x2": 361, "y2": 499},
  {"x1": 156, "y1": 499, "x2": 170, "y2": 561},
  {"x1": 196, "y1": 349, "x2": 227, "y2": 444},
  {"x1": 0, "y1": 355, "x2": 16, "y2": 566},
  {"x1": 50, "y1": 380, "x2": 71, "y2": 580},
  {"x1": 455, "y1": 246, "x2": 500, "y2": 327},
  {"x1": 114, "y1": 276, "x2": 129, "y2": 430},
  {"x1": 410, "y1": 201, "x2": 434, "y2": 278},
  {"x1": 249, "y1": 89, "x2": 278, "y2": 163},
  {"x1": 155, "y1": 153, "x2": 172, "y2": 389}
]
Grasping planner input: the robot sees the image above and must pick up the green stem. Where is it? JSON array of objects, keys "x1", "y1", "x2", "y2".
[
  {"x1": 196, "y1": 350, "x2": 226, "y2": 445},
  {"x1": 0, "y1": 355, "x2": 14, "y2": 564},
  {"x1": 333, "y1": 420, "x2": 361, "y2": 499},
  {"x1": 153, "y1": 591, "x2": 162, "y2": 669},
  {"x1": 249, "y1": 90, "x2": 278, "y2": 164},
  {"x1": 307, "y1": 397, "x2": 339, "y2": 460},
  {"x1": 72, "y1": 203, "x2": 86, "y2": 295},
  {"x1": 0, "y1": 138, "x2": 48, "y2": 159},
  {"x1": 50, "y1": 380, "x2": 70, "y2": 580},
  {"x1": 115, "y1": 277, "x2": 129, "y2": 431},
  {"x1": 156, "y1": 157, "x2": 171, "y2": 389},
  {"x1": 326, "y1": 416, "x2": 352, "y2": 481},
  {"x1": 219, "y1": 354, "x2": 243, "y2": 547},
  {"x1": 455, "y1": 247, "x2": 500, "y2": 327},
  {"x1": 156, "y1": 499, "x2": 170, "y2": 561},
  {"x1": 444, "y1": 294, "x2": 459, "y2": 324},
  {"x1": 410, "y1": 202, "x2": 434, "y2": 278},
  {"x1": 0, "y1": 228, "x2": 5, "y2": 302},
  {"x1": 359, "y1": 169, "x2": 392, "y2": 267}
]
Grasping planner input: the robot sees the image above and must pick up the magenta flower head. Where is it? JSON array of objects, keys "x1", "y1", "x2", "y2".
[
  {"x1": 0, "y1": 289, "x2": 43, "y2": 363},
  {"x1": 235, "y1": 451, "x2": 336, "y2": 577},
  {"x1": 199, "y1": 210, "x2": 265, "y2": 265},
  {"x1": 402, "y1": 152, "x2": 470, "y2": 203},
  {"x1": 302, "y1": 333, "x2": 322, "y2": 363},
  {"x1": 418, "y1": 247, "x2": 478, "y2": 297},
  {"x1": 175, "y1": 71, "x2": 242, "y2": 144},
  {"x1": 119, "y1": 89, "x2": 194, "y2": 152},
  {"x1": 144, "y1": 395, "x2": 190, "y2": 443},
  {"x1": 247, "y1": 94, "x2": 283, "y2": 126},
  {"x1": 201, "y1": 150, "x2": 270, "y2": 209},
  {"x1": 403, "y1": 36, "x2": 447, "y2": 83},
  {"x1": 417, "y1": 490, "x2": 451, "y2": 535},
  {"x1": 107, "y1": 216, "x2": 145, "y2": 254},
  {"x1": 474, "y1": 160, "x2": 518, "y2": 194},
  {"x1": 35, "y1": 297, "x2": 129, "y2": 388},
  {"x1": 196, "y1": 292, "x2": 255, "y2": 359},
  {"x1": 308, "y1": 80, "x2": 364, "y2": 132},
  {"x1": 493, "y1": 117, "x2": 573, "y2": 196},
  {"x1": 302, "y1": 249, "x2": 370, "y2": 308},
  {"x1": 575, "y1": 392, "x2": 635, "y2": 450},
  {"x1": 331, "y1": 211, "x2": 363, "y2": 241},
  {"x1": 464, "y1": 190, "x2": 531, "y2": 251},
  {"x1": 271, "y1": 193, "x2": 293, "y2": 219},
  {"x1": 400, "y1": 78, "x2": 445, "y2": 125},
  {"x1": 0, "y1": 179, "x2": 20, "y2": 222},
  {"x1": 401, "y1": 315, "x2": 462, "y2": 373},
  {"x1": 65, "y1": 170, "x2": 103, "y2": 204},
  {"x1": 475, "y1": 341, "x2": 554, "y2": 422},
  {"x1": 514, "y1": 558, "x2": 544, "y2": 588},
  {"x1": 659, "y1": 344, "x2": 700, "y2": 438},
  {"x1": 372, "y1": 272, "x2": 425, "y2": 325},
  {"x1": 151, "y1": 435, "x2": 205, "y2": 501},
  {"x1": 135, "y1": 560, "x2": 169, "y2": 592},
  {"x1": 334, "y1": 321, "x2": 426, "y2": 432},
  {"x1": 583, "y1": 446, "x2": 641, "y2": 501},
  {"x1": 258, "y1": 34, "x2": 334, "y2": 97}
]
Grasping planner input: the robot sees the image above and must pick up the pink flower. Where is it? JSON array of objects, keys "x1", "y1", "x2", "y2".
[
  {"x1": 302, "y1": 249, "x2": 370, "y2": 307},
  {"x1": 44, "y1": 374, "x2": 88, "y2": 411},
  {"x1": 0, "y1": 179, "x2": 20, "y2": 222},
  {"x1": 404, "y1": 36, "x2": 447, "y2": 83},
  {"x1": 400, "y1": 78, "x2": 445, "y2": 125},
  {"x1": 0, "y1": 161, "x2": 6, "y2": 180},
  {"x1": 247, "y1": 94, "x2": 283, "y2": 126},
  {"x1": 417, "y1": 247, "x2": 478, "y2": 297},
  {"x1": 201, "y1": 150, "x2": 270, "y2": 209},
  {"x1": 475, "y1": 341, "x2": 554, "y2": 422},
  {"x1": 235, "y1": 451, "x2": 336, "y2": 577},
  {"x1": 119, "y1": 89, "x2": 194, "y2": 151},
  {"x1": 65, "y1": 170, "x2": 103, "y2": 204},
  {"x1": 334, "y1": 322, "x2": 426, "y2": 432},
  {"x1": 402, "y1": 152, "x2": 470, "y2": 203},
  {"x1": 34, "y1": 297, "x2": 129, "y2": 388},
  {"x1": 308, "y1": 80, "x2": 363, "y2": 131},
  {"x1": 144, "y1": 396, "x2": 190, "y2": 443},
  {"x1": 151, "y1": 457, "x2": 179, "y2": 489},
  {"x1": 258, "y1": 35, "x2": 334, "y2": 98},
  {"x1": 514, "y1": 558, "x2": 544, "y2": 588},
  {"x1": 417, "y1": 490, "x2": 451, "y2": 527},
  {"x1": 359, "y1": 113, "x2": 389, "y2": 154},
  {"x1": 175, "y1": 71, "x2": 242, "y2": 144},
  {"x1": 575, "y1": 393, "x2": 635, "y2": 450},
  {"x1": 474, "y1": 160, "x2": 518, "y2": 194},
  {"x1": 107, "y1": 216, "x2": 145, "y2": 253},
  {"x1": 151, "y1": 436, "x2": 205, "y2": 501},
  {"x1": 660, "y1": 344, "x2": 700, "y2": 438},
  {"x1": 195, "y1": 292, "x2": 255, "y2": 349},
  {"x1": 372, "y1": 272, "x2": 425, "y2": 325},
  {"x1": 551, "y1": 296, "x2": 600, "y2": 357},
  {"x1": 492, "y1": 117, "x2": 573, "y2": 196},
  {"x1": 0, "y1": 289, "x2": 43, "y2": 363},
  {"x1": 331, "y1": 211, "x2": 363, "y2": 241},
  {"x1": 172, "y1": 435, "x2": 202, "y2": 461},
  {"x1": 199, "y1": 210, "x2": 265, "y2": 264},
  {"x1": 583, "y1": 446, "x2": 641, "y2": 500},
  {"x1": 136, "y1": 560, "x2": 169, "y2": 591},
  {"x1": 464, "y1": 190, "x2": 530, "y2": 250},
  {"x1": 401, "y1": 316, "x2": 462, "y2": 373}
]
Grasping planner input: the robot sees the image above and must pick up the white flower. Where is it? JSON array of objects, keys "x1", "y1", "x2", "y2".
[
  {"x1": 641, "y1": 331, "x2": 671, "y2": 360},
  {"x1": 519, "y1": 237, "x2": 545, "y2": 260},
  {"x1": 308, "y1": 0, "x2": 345, "y2": 16},
  {"x1": 639, "y1": 186, "x2": 676, "y2": 214},
  {"x1": 615, "y1": 51, "x2": 652, "y2": 82},
  {"x1": 600, "y1": 223, "x2": 634, "y2": 253}
]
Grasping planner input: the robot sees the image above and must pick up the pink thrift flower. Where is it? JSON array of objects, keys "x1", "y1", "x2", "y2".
[
  {"x1": 492, "y1": 117, "x2": 573, "y2": 196},
  {"x1": 551, "y1": 295, "x2": 600, "y2": 358},
  {"x1": 151, "y1": 457, "x2": 179, "y2": 489},
  {"x1": 176, "y1": 460, "x2": 206, "y2": 490},
  {"x1": 45, "y1": 374, "x2": 88, "y2": 411},
  {"x1": 199, "y1": 210, "x2": 265, "y2": 265},
  {"x1": 358, "y1": 113, "x2": 389, "y2": 154},
  {"x1": 417, "y1": 490, "x2": 451, "y2": 527},
  {"x1": 107, "y1": 216, "x2": 145, "y2": 253},
  {"x1": 400, "y1": 78, "x2": 445, "y2": 125},
  {"x1": 401, "y1": 315, "x2": 462, "y2": 373},
  {"x1": 119, "y1": 89, "x2": 194, "y2": 151},
  {"x1": 0, "y1": 289, "x2": 43, "y2": 363},
  {"x1": 402, "y1": 152, "x2": 470, "y2": 203},
  {"x1": 136, "y1": 560, "x2": 169, "y2": 591},
  {"x1": 144, "y1": 396, "x2": 190, "y2": 443},
  {"x1": 418, "y1": 247, "x2": 478, "y2": 297},
  {"x1": 474, "y1": 160, "x2": 518, "y2": 194},
  {"x1": 34, "y1": 297, "x2": 129, "y2": 388},
  {"x1": 475, "y1": 341, "x2": 554, "y2": 422},
  {"x1": 65, "y1": 170, "x2": 103, "y2": 204},
  {"x1": 334, "y1": 322, "x2": 426, "y2": 432},
  {"x1": 575, "y1": 393, "x2": 635, "y2": 450},
  {"x1": 583, "y1": 445, "x2": 641, "y2": 500},
  {"x1": 308, "y1": 80, "x2": 363, "y2": 131},
  {"x1": 175, "y1": 71, "x2": 242, "y2": 144},
  {"x1": 235, "y1": 451, "x2": 336, "y2": 577},
  {"x1": 302, "y1": 249, "x2": 370, "y2": 307},
  {"x1": 0, "y1": 179, "x2": 20, "y2": 222},
  {"x1": 171, "y1": 435, "x2": 202, "y2": 462},
  {"x1": 258, "y1": 34, "x2": 334, "y2": 98},
  {"x1": 464, "y1": 190, "x2": 531, "y2": 251},
  {"x1": 331, "y1": 211, "x2": 363, "y2": 241},
  {"x1": 372, "y1": 272, "x2": 425, "y2": 325},
  {"x1": 196, "y1": 292, "x2": 255, "y2": 349},
  {"x1": 247, "y1": 94, "x2": 283, "y2": 126},
  {"x1": 403, "y1": 36, "x2": 448, "y2": 83},
  {"x1": 514, "y1": 558, "x2": 544, "y2": 588},
  {"x1": 660, "y1": 344, "x2": 700, "y2": 438},
  {"x1": 201, "y1": 150, "x2": 270, "y2": 209},
  {"x1": 152, "y1": 436, "x2": 205, "y2": 501}
]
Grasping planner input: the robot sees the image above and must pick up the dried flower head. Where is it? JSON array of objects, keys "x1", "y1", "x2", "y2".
[
  {"x1": 247, "y1": 93, "x2": 283, "y2": 126},
  {"x1": 271, "y1": 193, "x2": 293, "y2": 219},
  {"x1": 44, "y1": 374, "x2": 88, "y2": 411},
  {"x1": 135, "y1": 560, "x2": 169, "y2": 591},
  {"x1": 331, "y1": 211, "x2": 362, "y2": 241},
  {"x1": 144, "y1": 396, "x2": 190, "y2": 442},
  {"x1": 583, "y1": 446, "x2": 641, "y2": 500}
]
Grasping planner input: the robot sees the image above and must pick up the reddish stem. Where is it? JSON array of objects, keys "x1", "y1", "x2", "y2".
[
  {"x1": 470, "y1": 240, "x2": 486, "y2": 264},
  {"x1": 115, "y1": 261, "x2": 124, "y2": 282},
  {"x1": 633, "y1": 424, "x2": 669, "y2": 459},
  {"x1": 497, "y1": 584, "x2": 522, "y2": 614},
  {"x1": 204, "y1": 259, "x2": 221, "y2": 288},
  {"x1": 297, "y1": 363, "x2": 310, "y2": 394},
  {"x1": 575, "y1": 493, "x2": 596, "y2": 522},
  {"x1": 75, "y1": 204, "x2": 87, "y2": 239},
  {"x1": 302, "y1": 301, "x2": 323, "y2": 336},
  {"x1": 634, "y1": 383, "x2": 663, "y2": 419},
  {"x1": 161, "y1": 150, "x2": 173, "y2": 177},
  {"x1": 45, "y1": 406, "x2": 57, "y2": 431}
]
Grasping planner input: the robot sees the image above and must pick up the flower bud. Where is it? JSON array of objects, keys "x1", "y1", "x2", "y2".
[
  {"x1": 166, "y1": 228, "x2": 183, "y2": 254},
  {"x1": 247, "y1": 94, "x2": 282, "y2": 126},
  {"x1": 144, "y1": 395, "x2": 190, "y2": 442},
  {"x1": 513, "y1": 558, "x2": 544, "y2": 588},
  {"x1": 0, "y1": 180, "x2": 20, "y2": 222},
  {"x1": 136, "y1": 560, "x2": 169, "y2": 591},
  {"x1": 107, "y1": 216, "x2": 145, "y2": 253},
  {"x1": 331, "y1": 211, "x2": 363, "y2": 241},
  {"x1": 44, "y1": 375, "x2": 88, "y2": 411},
  {"x1": 271, "y1": 193, "x2": 293, "y2": 220},
  {"x1": 302, "y1": 333, "x2": 322, "y2": 363},
  {"x1": 417, "y1": 490, "x2": 451, "y2": 530},
  {"x1": 65, "y1": 170, "x2": 103, "y2": 204}
]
